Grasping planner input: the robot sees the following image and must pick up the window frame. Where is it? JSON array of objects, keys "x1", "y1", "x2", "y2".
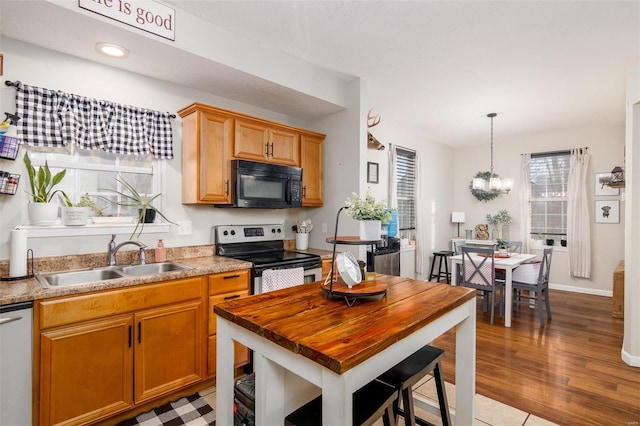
[
  {"x1": 529, "y1": 150, "x2": 570, "y2": 242},
  {"x1": 395, "y1": 146, "x2": 416, "y2": 233}
]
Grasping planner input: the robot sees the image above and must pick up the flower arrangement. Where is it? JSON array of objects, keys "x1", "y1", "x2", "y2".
[
  {"x1": 486, "y1": 209, "x2": 512, "y2": 226},
  {"x1": 344, "y1": 189, "x2": 392, "y2": 224}
]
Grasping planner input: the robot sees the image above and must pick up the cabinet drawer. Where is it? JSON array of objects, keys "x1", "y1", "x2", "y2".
[
  {"x1": 209, "y1": 270, "x2": 250, "y2": 295},
  {"x1": 39, "y1": 277, "x2": 205, "y2": 330},
  {"x1": 208, "y1": 291, "x2": 248, "y2": 334}
]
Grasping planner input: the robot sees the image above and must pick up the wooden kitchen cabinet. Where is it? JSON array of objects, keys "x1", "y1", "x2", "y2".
[
  {"x1": 179, "y1": 104, "x2": 233, "y2": 204},
  {"x1": 207, "y1": 269, "x2": 251, "y2": 377},
  {"x1": 301, "y1": 133, "x2": 324, "y2": 206},
  {"x1": 234, "y1": 117, "x2": 299, "y2": 166},
  {"x1": 36, "y1": 277, "x2": 206, "y2": 426},
  {"x1": 179, "y1": 102, "x2": 325, "y2": 206}
]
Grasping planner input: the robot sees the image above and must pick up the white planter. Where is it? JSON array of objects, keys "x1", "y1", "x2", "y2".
[
  {"x1": 295, "y1": 233, "x2": 309, "y2": 250},
  {"x1": 359, "y1": 220, "x2": 381, "y2": 241},
  {"x1": 61, "y1": 207, "x2": 89, "y2": 226},
  {"x1": 28, "y1": 202, "x2": 59, "y2": 226}
]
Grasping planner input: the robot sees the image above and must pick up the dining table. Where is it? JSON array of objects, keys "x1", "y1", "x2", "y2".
[
  {"x1": 450, "y1": 252, "x2": 537, "y2": 327},
  {"x1": 215, "y1": 274, "x2": 477, "y2": 426}
]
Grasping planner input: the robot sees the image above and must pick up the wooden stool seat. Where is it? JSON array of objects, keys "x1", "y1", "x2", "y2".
[
  {"x1": 285, "y1": 379, "x2": 398, "y2": 426},
  {"x1": 429, "y1": 251, "x2": 454, "y2": 284},
  {"x1": 377, "y1": 345, "x2": 451, "y2": 426}
]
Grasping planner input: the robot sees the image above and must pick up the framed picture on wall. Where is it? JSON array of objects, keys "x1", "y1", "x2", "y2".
[
  {"x1": 595, "y1": 172, "x2": 619, "y2": 196},
  {"x1": 595, "y1": 200, "x2": 620, "y2": 224},
  {"x1": 367, "y1": 162, "x2": 379, "y2": 184}
]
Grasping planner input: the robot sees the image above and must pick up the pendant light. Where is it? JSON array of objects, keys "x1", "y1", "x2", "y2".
[{"x1": 472, "y1": 113, "x2": 512, "y2": 194}]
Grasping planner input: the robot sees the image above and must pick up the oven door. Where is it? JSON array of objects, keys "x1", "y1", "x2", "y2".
[{"x1": 253, "y1": 266, "x2": 322, "y2": 295}]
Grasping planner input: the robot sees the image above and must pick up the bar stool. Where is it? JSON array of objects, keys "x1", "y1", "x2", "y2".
[
  {"x1": 284, "y1": 379, "x2": 398, "y2": 426},
  {"x1": 377, "y1": 345, "x2": 451, "y2": 426},
  {"x1": 429, "y1": 251, "x2": 454, "y2": 284}
]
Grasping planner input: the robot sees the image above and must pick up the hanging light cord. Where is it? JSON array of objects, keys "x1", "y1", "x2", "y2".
[{"x1": 488, "y1": 112, "x2": 496, "y2": 177}]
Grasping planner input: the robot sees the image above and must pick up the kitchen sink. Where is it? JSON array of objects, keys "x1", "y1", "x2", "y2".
[
  {"x1": 120, "y1": 262, "x2": 190, "y2": 276},
  {"x1": 42, "y1": 269, "x2": 126, "y2": 287},
  {"x1": 39, "y1": 262, "x2": 192, "y2": 287}
]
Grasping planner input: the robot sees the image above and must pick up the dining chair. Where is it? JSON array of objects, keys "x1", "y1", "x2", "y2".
[
  {"x1": 453, "y1": 240, "x2": 467, "y2": 283},
  {"x1": 508, "y1": 240, "x2": 523, "y2": 253},
  {"x1": 512, "y1": 248, "x2": 553, "y2": 324},
  {"x1": 461, "y1": 246, "x2": 504, "y2": 325}
]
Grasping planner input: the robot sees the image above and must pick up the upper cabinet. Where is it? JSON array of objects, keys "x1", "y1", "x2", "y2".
[
  {"x1": 178, "y1": 103, "x2": 325, "y2": 206},
  {"x1": 234, "y1": 118, "x2": 299, "y2": 166},
  {"x1": 301, "y1": 134, "x2": 324, "y2": 206}
]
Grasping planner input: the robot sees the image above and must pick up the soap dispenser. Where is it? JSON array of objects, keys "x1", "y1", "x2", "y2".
[{"x1": 155, "y1": 239, "x2": 166, "y2": 262}]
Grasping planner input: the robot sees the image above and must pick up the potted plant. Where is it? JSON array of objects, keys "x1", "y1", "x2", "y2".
[
  {"x1": 344, "y1": 189, "x2": 392, "y2": 240},
  {"x1": 486, "y1": 213, "x2": 500, "y2": 240},
  {"x1": 60, "y1": 193, "x2": 104, "y2": 226},
  {"x1": 23, "y1": 152, "x2": 68, "y2": 225},
  {"x1": 496, "y1": 238, "x2": 510, "y2": 254},
  {"x1": 103, "y1": 176, "x2": 176, "y2": 238},
  {"x1": 495, "y1": 209, "x2": 512, "y2": 240}
]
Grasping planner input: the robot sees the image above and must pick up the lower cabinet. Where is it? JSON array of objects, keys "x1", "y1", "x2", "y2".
[
  {"x1": 207, "y1": 269, "x2": 251, "y2": 377},
  {"x1": 36, "y1": 277, "x2": 206, "y2": 426}
]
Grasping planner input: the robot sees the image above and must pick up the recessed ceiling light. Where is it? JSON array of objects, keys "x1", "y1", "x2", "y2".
[{"x1": 95, "y1": 42, "x2": 129, "y2": 58}]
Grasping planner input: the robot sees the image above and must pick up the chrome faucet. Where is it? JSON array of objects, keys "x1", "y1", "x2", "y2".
[{"x1": 107, "y1": 234, "x2": 147, "y2": 266}]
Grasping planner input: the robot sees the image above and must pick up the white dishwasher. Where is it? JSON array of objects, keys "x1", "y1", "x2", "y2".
[{"x1": 0, "y1": 301, "x2": 33, "y2": 425}]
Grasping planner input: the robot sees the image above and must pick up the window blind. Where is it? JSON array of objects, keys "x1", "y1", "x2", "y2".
[
  {"x1": 396, "y1": 147, "x2": 416, "y2": 231},
  {"x1": 530, "y1": 151, "x2": 570, "y2": 237}
]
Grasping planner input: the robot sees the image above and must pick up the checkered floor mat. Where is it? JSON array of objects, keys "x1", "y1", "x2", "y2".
[{"x1": 117, "y1": 393, "x2": 215, "y2": 426}]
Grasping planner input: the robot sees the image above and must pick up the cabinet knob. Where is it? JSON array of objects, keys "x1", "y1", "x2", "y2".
[
  {"x1": 303, "y1": 186, "x2": 307, "y2": 198},
  {"x1": 264, "y1": 142, "x2": 270, "y2": 157},
  {"x1": 225, "y1": 179, "x2": 229, "y2": 195},
  {"x1": 270, "y1": 142, "x2": 274, "y2": 157}
]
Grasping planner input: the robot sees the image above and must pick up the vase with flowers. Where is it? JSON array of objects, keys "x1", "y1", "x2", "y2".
[{"x1": 344, "y1": 189, "x2": 392, "y2": 240}]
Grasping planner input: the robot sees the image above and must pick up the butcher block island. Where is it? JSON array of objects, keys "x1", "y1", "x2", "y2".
[{"x1": 215, "y1": 275, "x2": 477, "y2": 425}]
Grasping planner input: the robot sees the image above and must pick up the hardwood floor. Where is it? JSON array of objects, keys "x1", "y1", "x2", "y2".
[{"x1": 432, "y1": 289, "x2": 640, "y2": 425}]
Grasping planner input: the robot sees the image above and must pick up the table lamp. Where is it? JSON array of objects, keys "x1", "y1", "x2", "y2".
[{"x1": 451, "y1": 212, "x2": 465, "y2": 237}]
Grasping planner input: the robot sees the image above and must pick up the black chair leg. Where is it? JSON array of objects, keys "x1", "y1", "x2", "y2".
[
  {"x1": 433, "y1": 364, "x2": 451, "y2": 426},
  {"x1": 544, "y1": 288, "x2": 552, "y2": 320}
]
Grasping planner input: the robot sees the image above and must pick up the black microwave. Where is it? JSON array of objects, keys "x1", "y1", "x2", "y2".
[{"x1": 230, "y1": 160, "x2": 302, "y2": 208}]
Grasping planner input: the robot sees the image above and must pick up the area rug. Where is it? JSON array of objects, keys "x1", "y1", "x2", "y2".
[{"x1": 117, "y1": 393, "x2": 215, "y2": 426}]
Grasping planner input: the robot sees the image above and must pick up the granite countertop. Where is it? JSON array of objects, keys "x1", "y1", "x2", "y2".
[{"x1": 0, "y1": 245, "x2": 335, "y2": 306}]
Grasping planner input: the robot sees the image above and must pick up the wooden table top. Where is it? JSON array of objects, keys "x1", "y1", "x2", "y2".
[{"x1": 214, "y1": 275, "x2": 475, "y2": 374}]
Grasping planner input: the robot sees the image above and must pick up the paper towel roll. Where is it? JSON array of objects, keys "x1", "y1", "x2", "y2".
[{"x1": 10, "y1": 229, "x2": 27, "y2": 277}]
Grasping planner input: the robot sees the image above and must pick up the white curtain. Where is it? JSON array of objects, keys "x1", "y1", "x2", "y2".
[
  {"x1": 519, "y1": 154, "x2": 532, "y2": 253},
  {"x1": 414, "y1": 150, "x2": 425, "y2": 274},
  {"x1": 567, "y1": 148, "x2": 591, "y2": 278},
  {"x1": 388, "y1": 144, "x2": 398, "y2": 209}
]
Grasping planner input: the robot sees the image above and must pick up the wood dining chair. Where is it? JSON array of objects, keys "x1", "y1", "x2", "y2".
[
  {"x1": 512, "y1": 248, "x2": 553, "y2": 324},
  {"x1": 461, "y1": 246, "x2": 504, "y2": 325}
]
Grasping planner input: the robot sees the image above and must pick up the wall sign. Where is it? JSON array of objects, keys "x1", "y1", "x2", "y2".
[{"x1": 79, "y1": 0, "x2": 175, "y2": 41}]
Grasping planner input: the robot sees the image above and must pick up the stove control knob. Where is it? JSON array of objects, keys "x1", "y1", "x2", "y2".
[
  {"x1": 276, "y1": 228, "x2": 281, "y2": 233},
  {"x1": 230, "y1": 230, "x2": 236, "y2": 235},
  {"x1": 222, "y1": 230, "x2": 228, "y2": 236}
]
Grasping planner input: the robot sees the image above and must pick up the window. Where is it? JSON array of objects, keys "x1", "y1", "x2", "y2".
[
  {"x1": 530, "y1": 151, "x2": 570, "y2": 241},
  {"x1": 28, "y1": 145, "x2": 162, "y2": 219},
  {"x1": 396, "y1": 147, "x2": 416, "y2": 232}
]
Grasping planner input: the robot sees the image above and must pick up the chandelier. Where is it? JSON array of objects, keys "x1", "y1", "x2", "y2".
[{"x1": 472, "y1": 113, "x2": 513, "y2": 194}]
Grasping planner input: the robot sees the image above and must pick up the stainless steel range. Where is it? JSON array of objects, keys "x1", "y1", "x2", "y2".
[{"x1": 214, "y1": 224, "x2": 322, "y2": 294}]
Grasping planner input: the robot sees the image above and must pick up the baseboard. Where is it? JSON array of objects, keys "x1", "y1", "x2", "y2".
[
  {"x1": 549, "y1": 283, "x2": 612, "y2": 297},
  {"x1": 621, "y1": 348, "x2": 640, "y2": 367}
]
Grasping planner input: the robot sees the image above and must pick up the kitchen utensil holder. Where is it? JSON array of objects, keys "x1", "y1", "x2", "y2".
[
  {"x1": 0, "y1": 135, "x2": 20, "y2": 160},
  {"x1": 0, "y1": 249, "x2": 35, "y2": 281},
  {"x1": 0, "y1": 171, "x2": 20, "y2": 195}
]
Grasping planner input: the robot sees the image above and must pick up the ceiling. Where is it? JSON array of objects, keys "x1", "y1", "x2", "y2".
[{"x1": 1, "y1": 1, "x2": 638, "y2": 147}]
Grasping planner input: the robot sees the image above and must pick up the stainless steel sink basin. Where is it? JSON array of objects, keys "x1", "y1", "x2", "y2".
[
  {"x1": 42, "y1": 269, "x2": 126, "y2": 287},
  {"x1": 39, "y1": 262, "x2": 191, "y2": 287},
  {"x1": 120, "y1": 262, "x2": 190, "y2": 276}
]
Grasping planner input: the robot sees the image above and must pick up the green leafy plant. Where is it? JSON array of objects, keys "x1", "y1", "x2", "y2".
[
  {"x1": 23, "y1": 152, "x2": 69, "y2": 203},
  {"x1": 496, "y1": 238, "x2": 510, "y2": 250},
  {"x1": 486, "y1": 213, "x2": 500, "y2": 226},
  {"x1": 344, "y1": 189, "x2": 392, "y2": 224},
  {"x1": 495, "y1": 209, "x2": 512, "y2": 225},
  {"x1": 103, "y1": 176, "x2": 176, "y2": 238},
  {"x1": 70, "y1": 193, "x2": 106, "y2": 216}
]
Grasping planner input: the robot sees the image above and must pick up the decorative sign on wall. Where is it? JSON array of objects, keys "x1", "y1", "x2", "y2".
[{"x1": 79, "y1": 0, "x2": 175, "y2": 41}]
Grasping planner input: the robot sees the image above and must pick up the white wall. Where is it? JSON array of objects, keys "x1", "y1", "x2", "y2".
[
  {"x1": 453, "y1": 125, "x2": 625, "y2": 295},
  {"x1": 0, "y1": 38, "x2": 344, "y2": 258}
]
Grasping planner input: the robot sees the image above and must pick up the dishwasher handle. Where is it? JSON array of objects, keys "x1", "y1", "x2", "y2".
[{"x1": 0, "y1": 316, "x2": 23, "y2": 326}]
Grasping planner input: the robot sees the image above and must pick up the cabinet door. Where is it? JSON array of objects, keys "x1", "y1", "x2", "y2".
[
  {"x1": 181, "y1": 109, "x2": 232, "y2": 204},
  {"x1": 234, "y1": 118, "x2": 270, "y2": 162},
  {"x1": 301, "y1": 134, "x2": 324, "y2": 206},
  {"x1": 134, "y1": 300, "x2": 204, "y2": 403},
  {"x1": 199, "y1": 111, "x2": 233, "y2": 203},
  {"x1": 39, "y1": 315, "x2": 133, "y2": 426},
  {"x1": 270, "y1": 127, "x2": 300, "y2": 166}
]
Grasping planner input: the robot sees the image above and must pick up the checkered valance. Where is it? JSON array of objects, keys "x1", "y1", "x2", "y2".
[{"x1": 13, "y1": 81, "x2": 174, "y2": 159}]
